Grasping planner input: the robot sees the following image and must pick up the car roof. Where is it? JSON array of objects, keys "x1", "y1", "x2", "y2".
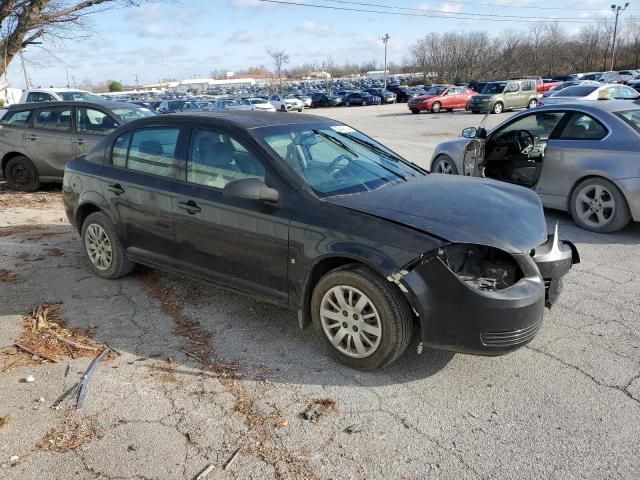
[
  {"x1": 24, "y1": 88, "x2": 89, "y2": 93},
  {"x1": 537, "y1": 100, "x2": 640, "y2": 114},
  {"x1": 7, "y1": 100, "x2": 138, "y2": 110},
  {"x1": 131, "y1": 110, "x2": 335, "y2": 129}
]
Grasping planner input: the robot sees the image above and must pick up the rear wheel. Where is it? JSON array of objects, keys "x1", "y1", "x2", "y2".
[
  {"x1": 432, "y1": 154, "x2": 458, "y2": 175},
  {"x1": 280, "y1": 105, "x2": 286, "y2": 112},
  {"x1": 362, "y1": 100, "x2": 367, "y2": 106},
  {"x1": 81, "y1": 212, "x2": 135, "y2": 279},
  {"x1": 5, "y1": 155, "x2": 40, "y2": 192},
  {"x1": 569, "y1": 177, "x2": 631, "y2": 233},
  {"x1": 431, "y1": 101, "x2": 442, "y2": 113},
  {"x1": 311, "y1": 265, "x2": 412, "y2": 370},
  {"x1": 345, "y1": 100, "x2": 351, "y2": 107},
  {"x1": 528, "y1": 99, "x2": 538, "y2": 109},
  {"x1": 492, "y1": 102, "x2": 504, "y2": 114}
]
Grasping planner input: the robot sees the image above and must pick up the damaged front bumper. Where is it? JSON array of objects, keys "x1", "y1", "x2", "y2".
[{"x1": 393, "y1": 228, "x2": 579, "y2": 356}]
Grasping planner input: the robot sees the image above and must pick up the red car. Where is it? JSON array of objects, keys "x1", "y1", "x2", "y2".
[{"x1": 408, "y1": 85, "x2": 476, "y2": 114}]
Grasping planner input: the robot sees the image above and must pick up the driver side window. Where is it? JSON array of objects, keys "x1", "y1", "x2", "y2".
[{"x1": 498, "y1": 112, "x2": 565, "y2": 138}]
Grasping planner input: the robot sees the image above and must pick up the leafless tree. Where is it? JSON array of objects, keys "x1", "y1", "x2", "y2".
[
  {"x1": 0, "y1": 1, "x2": 143, "y2": 78},
  {"x1": 267, "y1": 48, "x2": 289, "y2": 93}
]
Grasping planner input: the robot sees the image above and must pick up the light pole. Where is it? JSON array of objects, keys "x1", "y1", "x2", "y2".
[
  {"x1": 19, "y1": 41, "x2": 42, "y2": 89},
  {"x1": 610, "y1": 3, "x2": 629, "y2": 71},
  {"x1": 381, "y1": 33, "x2": 390, "y2": 90}
]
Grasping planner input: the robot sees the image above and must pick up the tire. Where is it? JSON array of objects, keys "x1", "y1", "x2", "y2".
[
  {"x1": 569, "y1": 177, "x2": 631, "y2": 233},
  {"x1": 310, "y1": 265, "x2": 413, "y2": 371},
  {"x1": 431, "y1": 154, "x2": 459, "y2": 175},
  {"x1": 492, "y1": 102, "x2": 504, "y2": 114},
  {"x1": 280, "y1": 105, "x2": 286, "y2": 112},
  {"x1": 81, "y1": 212, "x2": 135, "y2": 279},
  {"x1": 345, "y1": 100, "x2": 351, "y2": 107},
  {"x1": 410, "y1": 109, "x2": 420, "y2": 114},
  {"x1": 431, "y1": 101, "x2": 442, "y2": 113},
  {"x1": 298, "y1": 108, "x2": 303, "y2": 112},
  {"x1": 362, "y1": 100, "x2": 367, "y2": 106},
  {"x1": 5, "y1": 155, "x2": 40, "y2": 192},
  {"x1": 528, "y1": 99, "x2": 538, "y2": 109},
  {"x1": 471, "y1": 110, "x2": 480, "y2": 114}
]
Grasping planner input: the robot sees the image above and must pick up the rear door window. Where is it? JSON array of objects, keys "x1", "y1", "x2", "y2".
[
  {"x1": 26, "y1": 92, "x2": 55, "y2": 102},
  {"x1": 33, "y1": 107, "x2": 72, "y2": 132},
  {"x1": 1, "y1": 109, "x2": 33, "y2": 127}
]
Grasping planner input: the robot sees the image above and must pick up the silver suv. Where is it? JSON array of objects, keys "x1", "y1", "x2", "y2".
[{"x1": 0, "y1": 101, "x2": 155, "y2": 191}]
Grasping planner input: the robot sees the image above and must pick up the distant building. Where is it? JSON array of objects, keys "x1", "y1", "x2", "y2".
[{"x1": 366, "y1": 70, "x2": 390, "y2": 80}]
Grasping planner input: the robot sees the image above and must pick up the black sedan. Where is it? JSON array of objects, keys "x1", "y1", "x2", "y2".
[
  {"x1": 62, "y1": 112, "x2": 578, "y2": 370},
  {"x1": 343, "y1": 92, "x2": 381, "y2": 106}
]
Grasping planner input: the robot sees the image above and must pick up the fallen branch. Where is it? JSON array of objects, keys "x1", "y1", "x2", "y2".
[
  {"x1": 14, "y1": 343, "x2": 59, "y2": 363},
  {"x1": 173, "y1": 348, "x2": 203, "y2": 363},
  {"x1": 223, "y1": 445, "x2": 244, "y2": 470},
  {"x1": 76, "y1": 348, "x2": 110, "y2": 409},
  {"x1": 55, "y1": 335, "x2": 98, "y2": 352},
  {"x1": 195, "y1": 464, "x2": 215, "y2": 480}
]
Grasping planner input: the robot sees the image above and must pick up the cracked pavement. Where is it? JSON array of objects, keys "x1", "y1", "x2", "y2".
[{"x1": 1, "y1": 104, "x2": 639, "y2": 479}]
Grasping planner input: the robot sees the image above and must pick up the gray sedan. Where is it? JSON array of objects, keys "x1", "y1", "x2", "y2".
[{"x1": 430, "y1": 101, "x2": 640, "y2": 232}]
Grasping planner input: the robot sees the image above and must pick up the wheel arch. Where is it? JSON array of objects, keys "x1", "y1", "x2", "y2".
[
  {"x1": 1, "y1": 151, "x2": 29, "y2": 174},
  {"x1": 566, "y1": 173, "x2": 629, "y2": 212},
  {"x1": 297, "y1": 254, "x2": 397, "y2": 330},
  {"x1": 76, "y1": 202, "x2": 103, "y2": 233}
]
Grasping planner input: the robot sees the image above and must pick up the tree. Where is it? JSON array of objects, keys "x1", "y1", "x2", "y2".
[
  {"x1": 0, "y1": 1, "x2": 140, "y2": 78},
  {"x1": 266, "y1": 48, "x2": 289, "y2": 93},
  {"x1": 107, "y1": 80, "x2": 123, "y2": 92}
]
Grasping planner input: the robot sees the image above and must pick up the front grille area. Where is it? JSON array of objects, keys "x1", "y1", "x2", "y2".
[{"x1": 480, "y1": 320, "x2": 541, "y2": 348}]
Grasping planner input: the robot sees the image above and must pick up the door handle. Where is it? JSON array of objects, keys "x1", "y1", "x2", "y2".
[
  {"x1": 76, "y1": 138, "x2": 86, "y2": 145},
  {"x1": 107, "y1": 183, "x2": 125, "y2": 195},
  {"x1": 26, "y1": 134, "x2": 38, "y2": 141},
  {"x1": 177, "y1": 200, "x2": 201, "y2": 214}
]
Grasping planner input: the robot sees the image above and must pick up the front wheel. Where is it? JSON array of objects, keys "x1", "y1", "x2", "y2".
[
  {"x1": 81, "y1": 212, "x2": 135, "y2": 279},
  {"x1": 5, "y1": 155, "x2": 40, "y2": 192},
  {"x1": 431, "y1": 101, "x2": 442, "y2": 113},
  {"x1": 345, "y1": 101, "x2": 351, "y2": 107},
  {"x1": 569, "y1": 178, "x2": 631, "y2": 232},
  {"x1": 432, "y1": 154, "x2": 458, "y2": 175},
  {"x1": 311, "y1": 265, "x2": 413, "y2": 371},
  {"x1": 492, "y1": 102, "x2": 504, "y2": 114},
  {"x1": 362, "y1": 100, "x2": 367, "y2": 106},
  {"x1": 411, "y1": 109, "x2": 420, "y2": 114},
  {"x1": 528, "y1": 99, "x2": 538, "y2": 109},
  {"x1": 280, "y1": 105, "x2": 286, "y2": 112}
]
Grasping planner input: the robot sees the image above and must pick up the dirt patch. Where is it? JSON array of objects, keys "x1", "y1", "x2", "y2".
[
  {"x1": 0, "y1": 224, "x2": 71, "y2": 240},
  {"x1": 37, "y1": 415, "x2": 103, "y2": 453},
  {"x1": 0, "y1": 183, "x2": 62, "y2": 211},
  {"x1": 1, "y1": 302, "x2": 106, "y2": 371},
  {"x1": 136, "y1": 269, "x2": 317, "y2": 479},
  {"x1": 301, "y1": 398, "x2": 338, "y2": 423},
  {"x1": 0, "y1": 268, "x2": 17, "y2": 283}
]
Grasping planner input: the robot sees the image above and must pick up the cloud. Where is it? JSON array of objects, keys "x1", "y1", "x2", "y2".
[
  {"x1": 295, "y1": 20, "x2": 331, "y2": 35},
  {"x1": 139, "y1": 24, "x2": 176, "y2": 39},
  {"x1": 125, "y1": 4, "x2": 165, "y2": 23},
  {"x1": 227, "y1": 29, "x2": 269, "y2": 43}
]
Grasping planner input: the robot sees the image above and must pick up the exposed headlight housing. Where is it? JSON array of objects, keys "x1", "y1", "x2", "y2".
[{"x1": 437, "y1": 244, "x2": 523, "y2": 291}]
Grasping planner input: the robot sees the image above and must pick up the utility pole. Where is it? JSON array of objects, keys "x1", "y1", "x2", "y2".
[
  {"x1": 381, "y1": 33, "x2": 390, "y2": 90},
  {"x1": 18, "y1": 41, "x2": 42, "y2": 89},
  {"x1": 610, "y1": 3, "x2": 629, "y2": 71}
]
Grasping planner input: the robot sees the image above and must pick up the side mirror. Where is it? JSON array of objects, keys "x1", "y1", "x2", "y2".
[
  {"x1": 223, "y1": 178, "x2": 279, "y2": 203},
  {"x1": 461, "y1": 127, "x2": 477, "y2": 138}
]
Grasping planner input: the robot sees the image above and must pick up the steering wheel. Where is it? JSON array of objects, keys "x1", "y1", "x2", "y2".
[
  {"x1": 513, "y1": 130, "x2": 535, "y2": 155},
  {"x1": 328, "y1": 154, "x2": 351, "y2": 175}
]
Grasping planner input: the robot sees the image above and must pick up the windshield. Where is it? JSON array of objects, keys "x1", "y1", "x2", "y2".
[
  {"x1": 257, "y1": 123, "x2": 424, "y2": 198},
  {"x1": 59, "y1": 91, "x2": 103, "y2": 102},
  {"x1": 111, "y1": 106, "x2": 156, "y2": 122},
  {"x1": 482, "y1": 83, "x2": 506, "y2": 94},
  {"x1": 426, "y1": 86, "x2": 446, "y2": 96},
  {"x1": 615, "y1": 109, "x2": 640, "y2": 134},
  {"x1": 554, "y1": 86, "x2": 598, "y2": 97}
]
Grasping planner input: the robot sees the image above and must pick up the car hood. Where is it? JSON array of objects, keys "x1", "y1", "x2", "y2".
[
  {"x1": 327, "y1": 175, "x2": 547, "y2": 254},
  {"x1": 411, "y1": 95, "x2": 436, "y2": 101}
]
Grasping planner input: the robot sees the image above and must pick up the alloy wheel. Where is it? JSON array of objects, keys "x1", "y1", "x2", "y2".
[
  {"x1": 319, "y1": 285, "x2": 382, "y2": 359},
  {"x1": 84, "y1": 223, "x2": 113, "y2": 271},
  {"x1": 434, "y1": 158, "x2": 455, "y2": 174},
  {"x1": 575, "y1": 184, "x2": 615, "y2": 228}
]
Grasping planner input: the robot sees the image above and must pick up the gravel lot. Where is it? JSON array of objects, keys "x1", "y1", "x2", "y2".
[{"x1": 1, "y1": 103, "x2": 639, "y2": 480}]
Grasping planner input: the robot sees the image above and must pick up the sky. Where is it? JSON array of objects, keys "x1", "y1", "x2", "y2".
[{"x1": 5, "y1": 0, "x2": 635, "y2": 89}]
